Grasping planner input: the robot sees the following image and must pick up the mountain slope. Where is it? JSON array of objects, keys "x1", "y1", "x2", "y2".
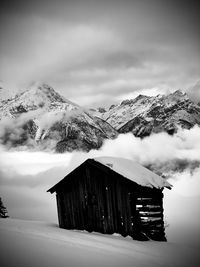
[
  {"x1": 0, "y1": 83, "x2": 117, "y2": 152},
  {"x1": 100, "y1": 90, "x2": 200, "y2": 137}
]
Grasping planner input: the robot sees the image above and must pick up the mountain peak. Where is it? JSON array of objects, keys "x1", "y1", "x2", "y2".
[
  {"x1": 171, "y1": 89, "x2": 187, "y2": 96},
  {"x1": 101, "y1": 87, "x2": 200, "y2": 135},
  {"x1": 0, "y1": 82, "x2": 80, "y2": 121},
  {"x1": 31, "y1": 82, "x2": 54, "y2": 92},
  {"x1": 10, "y1": 82, "x2": 81, "y2": 111},
  {"x1": 120, "y1": 94, "x2": 151, "y2": 106},
  {"x1": 23, "y1": 82, "x2": 67, "y2": 104},
  {"x1": 166, "y1": 89, "x2": 189, "y2": 102}
]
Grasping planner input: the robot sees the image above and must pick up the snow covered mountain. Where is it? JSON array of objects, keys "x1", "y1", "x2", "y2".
[
  {"x1": 1, "y1": 83, "x2": 200, "y2": 152},
  {"x1": 100, "y1": 90, "x2": 200, "y2": 137},
  {"x1": 0, "y1": 83, "x2": 117, "y2": 152}
]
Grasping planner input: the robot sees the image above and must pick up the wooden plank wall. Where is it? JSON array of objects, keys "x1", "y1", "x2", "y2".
[
  {"x1": 56, "y1": 162, "x2": 166, "y2": 241},
  {"x1": 135, "y1": 191, "x2": 166, "y2": 241}
]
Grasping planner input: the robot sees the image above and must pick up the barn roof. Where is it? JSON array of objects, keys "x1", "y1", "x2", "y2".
[
  {"x1": 48, "y1": 156, "x2": 172, "y2": 193},
  {"x1": 94, "y1": 157, "x2": 172, "y2": 189}
]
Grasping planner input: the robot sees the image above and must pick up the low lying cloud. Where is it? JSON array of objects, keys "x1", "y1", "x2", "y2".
[
  {"x1": 89, "y1": 126, "x2": 200, "y2": 167},
  {"x1": 0, "y1": 109, "x2": 42, "y2": 148},
  {"x1": 1, "y1": 124, "x2": 200, "y2": 177},
  {"x1": 1, "y1": 125, "x2": 200, "y2": 186},
  {"x1": 0, "y1": 150, "x2": 72, "y2": 176},
  {"x1": 1, "y1": 125, "x2": 200, "y2": 223},
  {"x1": 0, "y1": 107, "x2": 84, "y2": 149},
  {"x1": 168, "y1": 168, "x2": 200, "y2": 197}
]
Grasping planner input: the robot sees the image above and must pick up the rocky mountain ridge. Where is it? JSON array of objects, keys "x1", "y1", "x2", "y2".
[
  {"x1": 1, "y1": 83, "x2": 200, "y2": 152},
  {"x1": 0, "y1": 83, "x2": 117, "y2": 152},
  {"x1": 99, "y1": 90, "x2": 200, "y2": 137}
]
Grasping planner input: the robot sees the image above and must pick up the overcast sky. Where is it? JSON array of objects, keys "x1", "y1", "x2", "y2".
[{"x1": 0, "y1": 0, "x2": 200, "y2": 106}]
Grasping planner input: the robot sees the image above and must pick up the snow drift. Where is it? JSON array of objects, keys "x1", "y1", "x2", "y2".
[{"x1": 0, "y1": 218, "x2": 200, "y2": 267}]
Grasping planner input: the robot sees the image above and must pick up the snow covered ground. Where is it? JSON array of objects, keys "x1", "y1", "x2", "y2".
[
  {"x1": 0, "y1": 150, "x2": 200, "y2": 267},
  {"x1": 0, "y1": 218, "x2": 200, "y2": 267}
]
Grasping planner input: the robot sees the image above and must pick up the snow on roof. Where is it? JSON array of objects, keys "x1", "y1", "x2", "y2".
[{"x1": 93, "y1": 157, "x2": 172, "y2": 189}]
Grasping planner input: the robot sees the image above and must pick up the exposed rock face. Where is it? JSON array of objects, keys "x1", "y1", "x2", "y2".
[
  {"x1": 0, "y1": 83, "x2": 117, "y2": 152},
  {"x1": 100, "y1": 90, "x2": 200, "y2": 137}
]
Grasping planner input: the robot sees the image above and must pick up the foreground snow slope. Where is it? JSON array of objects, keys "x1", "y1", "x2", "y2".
[{"x1": 0, "y1": 219, "x2": 199, "y2": 267}]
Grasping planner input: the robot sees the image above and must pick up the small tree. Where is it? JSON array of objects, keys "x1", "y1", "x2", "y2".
[{"x1": 0, "y1": 197, "x2": 9, "y2": 218}]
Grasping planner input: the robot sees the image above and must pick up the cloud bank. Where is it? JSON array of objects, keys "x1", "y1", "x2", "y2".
[
  {"x1": 0, "y1": 106, "x2": 85, "y2": 149},
  {"x1": 1, "y1": 125, "x2": 200, "y2": 192}
]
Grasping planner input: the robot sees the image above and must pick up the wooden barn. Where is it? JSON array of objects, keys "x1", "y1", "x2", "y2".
[{"x1": 48, "y1": 157, "x2": 172, "y2": 241}]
